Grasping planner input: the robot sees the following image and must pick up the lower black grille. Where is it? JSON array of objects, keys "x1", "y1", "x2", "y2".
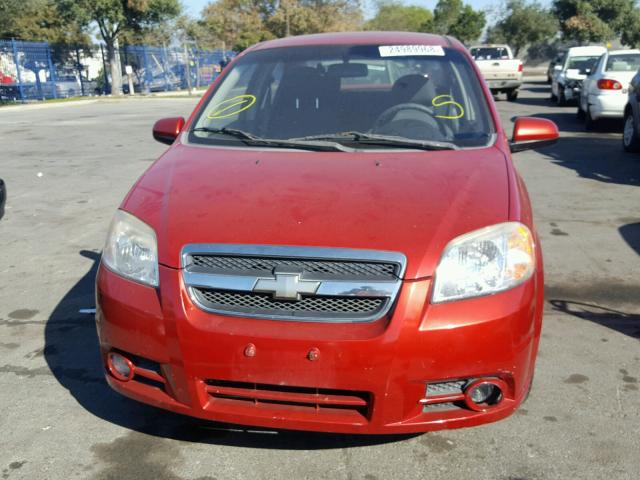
[{"x1": 193, "y1": 287, "x2": 386, "y2": 320}]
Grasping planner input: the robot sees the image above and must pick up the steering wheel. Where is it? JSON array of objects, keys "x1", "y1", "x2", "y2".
[{"x1": 372, "y1": 102, "x2": 445, "y2": 137}]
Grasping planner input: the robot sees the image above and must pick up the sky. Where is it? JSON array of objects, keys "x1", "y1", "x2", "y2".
[{"x1": 183, "y1": 0, "x2": 553, "y2": 19}]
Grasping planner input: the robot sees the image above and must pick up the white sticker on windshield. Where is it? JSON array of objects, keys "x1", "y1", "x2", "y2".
[{"x1": 379, "y1": 45, "x2": 445, "y2": 57}]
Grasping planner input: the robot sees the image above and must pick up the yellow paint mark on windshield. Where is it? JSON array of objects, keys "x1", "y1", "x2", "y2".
[
  {"x1": 432, "y1": 95, "x2": 464, "y2": 119},
  {"x1": 207, "y1": 94, "x2": 256, "y2": 119}
]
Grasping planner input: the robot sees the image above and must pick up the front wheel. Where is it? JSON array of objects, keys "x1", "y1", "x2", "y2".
[
  {"x1": 506, "y1": 89, "x2": 518, "y2": 102},
  {"x1": 623, "y1": 112, "x2": 640, "y2": 152},
  {"x1": 556, "y1": 86, "x2": 566, "y2": 106}
]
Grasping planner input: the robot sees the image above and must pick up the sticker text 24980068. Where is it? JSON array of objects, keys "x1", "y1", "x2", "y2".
[{"x1": 378, "y1": 45, "x2": 445, "y2": 57}]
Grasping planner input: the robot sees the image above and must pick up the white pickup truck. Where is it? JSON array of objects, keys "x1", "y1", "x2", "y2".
[{"x1": 469, "y1": 45, "x2": 523, "y2": 101}]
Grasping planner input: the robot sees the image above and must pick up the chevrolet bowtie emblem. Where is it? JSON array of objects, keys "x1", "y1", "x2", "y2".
[{"x1": 253, "y1": 268, "x2": 320, "y2": 300}]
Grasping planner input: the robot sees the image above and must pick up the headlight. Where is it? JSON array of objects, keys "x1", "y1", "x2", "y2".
[
  {"x1": 432, "y1": 222, "x2": 535, "y2": 303},
  {"x1": 102, "y1": 210, "x2": 159, "y2": 287}
]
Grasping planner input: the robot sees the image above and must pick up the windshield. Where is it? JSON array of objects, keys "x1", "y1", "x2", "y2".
[
  {"x1": 606, "y1": 54, "x2": 640, "y2": 72},
  {"x1": 190, "y1": 44, "x2": 495, "y2": 149},
  {"x1": 470, "y1": 47, "x2": 509, "y2": 60}
]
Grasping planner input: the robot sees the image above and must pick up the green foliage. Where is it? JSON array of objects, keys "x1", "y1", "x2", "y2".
[
  {"x1": 201, "y1": 0, "x2": 274, "y2": 51},
  {"x1": 198, "y1": 0, "x2": 362, "y2": 51},
  {"x1": 552, "y1": 0, "x2": 635, "y2": 42},
  {"x1": 1, "y1": 0, "x2": 88, "y2": 46},
  {"x1": 364, "y1": 1, "x2": 433, "y2": 32},
  {"x1": 620, "y1": 9, "x2": 640, "y2": 47},
  {"x1": 428, "y1": 0, "x2": 486, "y2": 44},
  {"x1": 487, "y1": 1, "x2": 558, "y2": 56},
  {"x1": 55, "y1": 0, "x2": 181, "y2": 42}
]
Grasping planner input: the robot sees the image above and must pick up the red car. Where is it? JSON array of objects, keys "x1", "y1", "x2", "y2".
[{"x1": 96, "y1": 32, "x2": 558, "y2": 434}]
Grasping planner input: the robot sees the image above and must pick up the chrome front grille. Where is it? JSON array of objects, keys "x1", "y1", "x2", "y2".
[
  {"x1": 182, "y1": 244, "x2": 406, "y2": 323},
  {"x1": 189, "y1": 255, "x2": 398, "y2": 279}
]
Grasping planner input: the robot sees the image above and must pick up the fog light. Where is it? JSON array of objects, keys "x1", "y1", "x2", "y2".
[
  {"x1": 464, "y1": 379, "x2": 506, "y2": 411},
  {"x1": 107, "y1": 352, "x2": 134, "y2": 382}
]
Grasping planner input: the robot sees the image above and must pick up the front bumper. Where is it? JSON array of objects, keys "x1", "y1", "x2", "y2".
[{"x1": 96, "y1": 263, "x2": 543, "y2": 434}]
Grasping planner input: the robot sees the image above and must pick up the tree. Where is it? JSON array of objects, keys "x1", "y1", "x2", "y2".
[
  {"x1": 298, "y1": 0, "x2": 363, "y2": 33},
  {"x1": 56, "y1": 0, "x2": 181, "y2": 95},
  {"x1": 364, "y1": 1, "x2": 432, "y2": 32},
  {"x1": 266, "y1": 0, "x2": 316, "y2": 37},
  {"x1": 429, "y1": 0, "x2": 486, "y2": 44},
  {"x1": 1, "y1": 0, "x2": 89, "y2": 49},
  {"x1": 200, "y1": 0, "x2": 362, "y2": 49},
  {"x1": 552, "y1": 0, "x2": 635, "y2": 43},
  {"x1": 486, "y1": 1, "x2": 558, "y2": 56},
  {"x1": 201, "y1": 0, "x2": 274, "y2": 51},
  {"x1": 621, "y1": 9, "x2": 640, "y2": 47}
]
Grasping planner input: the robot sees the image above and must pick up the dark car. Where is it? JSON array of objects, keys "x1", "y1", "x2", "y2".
[
  {"x1": 547, "y1": 52, "x2": 564, "y2": 84},
  {"x1": 623, "y1": 68, "x2": 640, "y2": 151},
  {"x1": 0, "y1": 178, "x2": 5, "y2": 219}
]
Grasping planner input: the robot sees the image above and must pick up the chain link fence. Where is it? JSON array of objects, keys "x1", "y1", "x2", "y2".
[{"x1": 0, "y1": 38, "x2": 235, "y2": 103}]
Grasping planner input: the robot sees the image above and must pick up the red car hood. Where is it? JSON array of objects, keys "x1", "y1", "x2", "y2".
[{"x1": 122, "y1": 143, "x2": 510, "y2": 279}]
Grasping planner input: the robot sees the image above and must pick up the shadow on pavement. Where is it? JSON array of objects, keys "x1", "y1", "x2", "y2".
[
  {"x1": 522, "y1": 85, "x2": 550, "y2": 94},
  {"x1": 619, "y1": 222, "x2": 640, "y2": 256},
  {"x1": 44, "y1": 250, "x2": 417, "y2": 449},
  {"x1": 511, "y1": 96, "x2": 554, "y2": 108},
  {"x1": 537, "y1": 135, "x2": 640, "y2": 186},
  {"x1": 548, "y1": 300, "x2": 640, "y2": 339}
]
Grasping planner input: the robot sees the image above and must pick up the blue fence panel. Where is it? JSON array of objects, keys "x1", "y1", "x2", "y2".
[
  {"x1": 0, "y1": 39, "x2": 56, "y2": 102},
  {"x1": 1, "y1": 38, "x2": 237, "y2": 101},
  {"x1": 121, "y1": 45, "x2": 236, "y2": 93},
  {"x1": 192, "y1": 49, "x2": 235, "y2": 87}
]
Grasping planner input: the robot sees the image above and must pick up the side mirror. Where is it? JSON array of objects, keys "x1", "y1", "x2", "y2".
[
  {"x1": 153, "y1": 117, "x2": 185, "y2": 145},
  {"x1": 510, "y1": 117, "x2": 559, "y2": 153}
]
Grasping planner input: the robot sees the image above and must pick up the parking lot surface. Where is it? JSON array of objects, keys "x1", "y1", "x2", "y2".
[{"x1": 0, "y1": 84, "x2": 639, "y2": 480}]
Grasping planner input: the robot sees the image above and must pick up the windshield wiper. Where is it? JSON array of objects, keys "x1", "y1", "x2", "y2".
[
  {"x1": 291, "y1": 131, "x2": 458, "y2": 151},
  {"x1": 191, "y1": 127, "x2": 351, "y2": 152}
]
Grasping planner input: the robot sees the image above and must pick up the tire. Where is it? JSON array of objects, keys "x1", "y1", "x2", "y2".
[
  {"x1": 622, "y1": 111, "x2": 640, "y2": 152},
  {"x1": 506, "y1": 89, "x2": 518, "y2": 102},
  {"x1": 584, "y1": 107, "x2": 596, "y2": 131},
  {"x1": 556, "y1": 86, "x2": 566, "y2": 106}
]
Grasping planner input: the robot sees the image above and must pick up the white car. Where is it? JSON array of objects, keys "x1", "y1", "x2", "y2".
[
  {"x1": 551, "y1": 46, "x2": 607, "y2": 106},
  {"x1": 578, "y1": 49, "x2": 640, "y2": 129}
]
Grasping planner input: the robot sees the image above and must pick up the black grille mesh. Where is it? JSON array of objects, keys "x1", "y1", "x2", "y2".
[
  {"x1": 426, "y1": 380, "x2": 467, "y2": 396},
  {"x1": 193, "y1": 288, "x2": 385, "y2": 317},
  {"x1": 190, "y1": 255, "x2": 397, "y2": 278}
]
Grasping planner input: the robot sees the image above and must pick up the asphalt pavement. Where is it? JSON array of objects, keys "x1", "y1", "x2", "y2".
[{"x1": 0, "y1": 84, "x2": 639, "y2": 480}]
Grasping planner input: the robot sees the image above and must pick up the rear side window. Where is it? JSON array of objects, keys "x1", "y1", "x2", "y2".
[{"x1": 606, "y1": 54, "x2": 640, "y2": 72}]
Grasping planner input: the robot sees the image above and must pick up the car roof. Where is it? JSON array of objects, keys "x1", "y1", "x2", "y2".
[
  {"x1": 607, "y1": 49, "x2": 640, "y2": 55},
  {"x1": 248, "y1": 31, "x2": 464, "y2": 52},
  {"x1": 567, "y1": 46, "x2": 607, "y2": 55}
]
